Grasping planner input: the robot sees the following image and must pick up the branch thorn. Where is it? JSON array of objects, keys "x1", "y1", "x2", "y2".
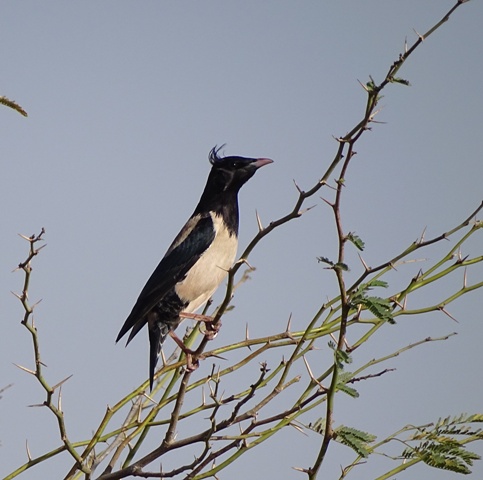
[
  {"x1": 51, "y1": 374, "x2": 73, "y2": 392},
  {"x1": 357, "y1": 79, "x2": 369, "y2": 92},
  {"x1": 302, "y1": 355, "x2": 326, "y2": 391},
  {"x1": 413, "y1": 27, "x2": 425, "y2": 41},
  {"x1": 13, "y1": 363, "x2": 36, "y2": 375},
  {"x1": 357, "y1": 253, "x2": 370, "y2": 272},
  {"x1": 439, "y1": 306, "x2": 459, "y2": 323},
  {"x1": 255, "y1": 210, "x2": 263, "y2": 232},
  {"x1": 293, "y1": 179, "x2": 304, "y2": 194},
  {"x1": 285, "y1": 313, "x2": 292, "y2": 333},
  {"x1": 25, "y1": 439, "x2": 32, "y2": 461}
]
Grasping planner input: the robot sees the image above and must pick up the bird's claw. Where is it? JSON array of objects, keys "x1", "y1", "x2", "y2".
[
  {"x1": 185, "y1": 352, "x2": 200, "y2": 371},
  {"x1": 201, "y1": 320, "x2": 222, "y2": 340},
  {"x1": 179, "y1": 311, "x2": 221, "y2": 340}
]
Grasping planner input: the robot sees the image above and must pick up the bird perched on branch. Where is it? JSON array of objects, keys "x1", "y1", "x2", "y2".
[{"x1": 116, "y1": 145, "x2": 273, "y2": 389}]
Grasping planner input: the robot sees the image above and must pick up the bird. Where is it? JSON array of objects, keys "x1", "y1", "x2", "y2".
[{"x1": 116, "y1": 145, "x2": 273, "y2": 389}]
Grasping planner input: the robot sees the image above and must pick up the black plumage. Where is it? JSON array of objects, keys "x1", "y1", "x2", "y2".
[{"x1": 116, "y1": 146, "x2": 273, "y2": 389}]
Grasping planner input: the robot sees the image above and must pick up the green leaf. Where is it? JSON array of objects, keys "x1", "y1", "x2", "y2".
[
  {"x1": 365, "y1": 296, "x2": 394, "y2": 322},
  {"x1": 352, "y1": 279, "x2": 389, "y2": 298},
  {"x1": 351, "y1": 293, "x2": 394, "y2": 323},
  {"x1": 366, "y1": 279, "x2": 388, "y2": 289},
  {"x1": 338, "y1": 384, "x2": 359, "y2": 398},
  {"x1": 337, "y1": 372, "x2": 359, "y2": 398},
  {"x1": 390, "y1": 76, "x2": 411, "y2": 86},
  {"x1": 317, "y1": 256, "x2": 334, "y2": 266},
  {"x1": 436, "y1": 413, "x2": 483, "y2": 428},
  {"x1": 335, "y1": 425, "x2": 377, "y2": 458},
  {"x1": 308, "y1": 417, "x2": 325, "y2": 434},
  {"x1": 317, "y1": 257, "x2": 349, "y2": 271},
  {"x1": 347, "y1": 232, "x2": 365, "y2": 251},
  {"x1": 334, "y1": 262, "x2": 350, "y2": 272},
  {"x1": 402, "y1": 413, "x2": 483, "y2": 475},
  {"x1": 420, "y1": 449, "x2": 476, "y2": 474},
  {"x1": 335, "y1": 349, "x2": 352, "y2": 368},
  {"x1": 366, "y1": 77, "x2": 376, "y2": 92}
]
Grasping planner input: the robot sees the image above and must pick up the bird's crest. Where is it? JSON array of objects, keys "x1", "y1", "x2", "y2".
[{"x1": 209, "y1": 144, "x2": 227, "y2": 165}]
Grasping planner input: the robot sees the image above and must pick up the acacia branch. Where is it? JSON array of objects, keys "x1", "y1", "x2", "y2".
[{"x1": 9, "y1": 229, "x2": 87, "y2": 479}]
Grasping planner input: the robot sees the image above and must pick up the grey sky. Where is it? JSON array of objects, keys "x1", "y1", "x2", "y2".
[{"x1": 1, "y1": 2, "x2": 482, "y2": 479}]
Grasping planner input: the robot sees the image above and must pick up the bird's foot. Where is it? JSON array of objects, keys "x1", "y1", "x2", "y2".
[
  {"x1": 201, "y1": 320, "x2": 221, "y2": 340},
  {"x1": 179, "y1": 311, "x2": 221, "y2": 340},
  {"x1": 185, "y1": 353, "x2": 200, "y2": 372}
]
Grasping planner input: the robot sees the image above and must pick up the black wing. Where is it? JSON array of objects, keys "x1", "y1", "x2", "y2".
[{"x1": 116, "y1": 214, "x2": 215, "y2": 344}]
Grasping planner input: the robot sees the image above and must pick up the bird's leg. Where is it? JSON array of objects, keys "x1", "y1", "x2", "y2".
[
  {"x1": 179, "y1": 311, "x2": 221, "y2": 340},
  {"x1": 179, "y1": 311, "x2": 214, "y2": 323},
  {"x1": 168, "y1": 330, "x2": 199, "y2": 371}
]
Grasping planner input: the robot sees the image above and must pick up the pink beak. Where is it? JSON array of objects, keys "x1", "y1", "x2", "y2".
[{"x1": 253, "y1": 158, "x2": 274, "y2": 169}]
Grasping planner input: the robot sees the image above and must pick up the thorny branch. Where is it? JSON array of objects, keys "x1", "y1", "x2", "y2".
[{"x1": 10, "y1": 229, "x2": 87, "y2": 477}]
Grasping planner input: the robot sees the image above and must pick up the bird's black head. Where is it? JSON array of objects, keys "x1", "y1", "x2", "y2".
[
  {"x1": 207, "y1": 145, "x2": 273, "y2": 194},
  {"x1": 194, "y1": 145, "x2": 273, "y2": 221}
]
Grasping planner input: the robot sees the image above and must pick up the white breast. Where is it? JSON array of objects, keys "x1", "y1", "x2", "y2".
[{"x1": 175, "y1": 212, "x2": 238, "y2": 313}]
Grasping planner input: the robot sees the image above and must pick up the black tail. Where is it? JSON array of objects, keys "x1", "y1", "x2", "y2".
[
  {"x1": 116, "y1": 308, "x2": 147, "y2": 345},
  {"x1": 147, "y1": 317, "x2": 172, "y2": 390}
]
